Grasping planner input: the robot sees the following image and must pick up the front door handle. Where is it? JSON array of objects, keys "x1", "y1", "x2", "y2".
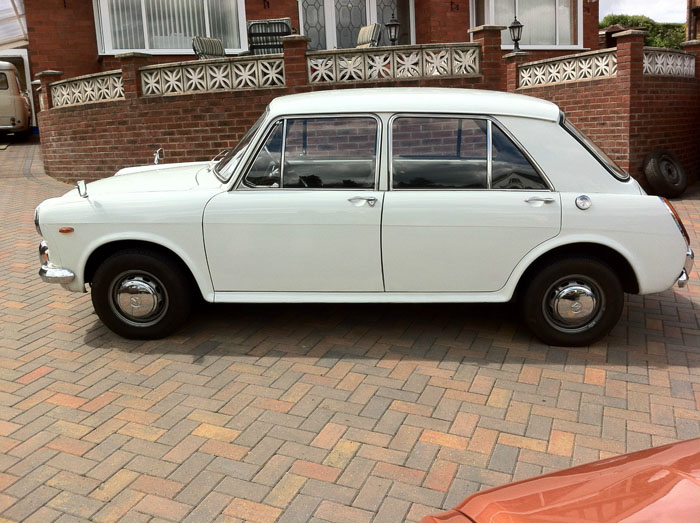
[
  {"x1": 525, "y1": 196, "x2": 556, "y2": 204},
  {"x1": 348, "y1": 196, "x2": 378, "y2": 207}
]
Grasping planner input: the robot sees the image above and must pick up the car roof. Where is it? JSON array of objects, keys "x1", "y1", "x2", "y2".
[
  {"x1": 0, "y1": 61, "x2": 18, "y2": 72},
  {"x1": 268, "y1": 88, "x2": 561, "y2": 122}
]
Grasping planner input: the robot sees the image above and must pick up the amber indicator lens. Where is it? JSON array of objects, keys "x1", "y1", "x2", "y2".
[
  {"x1": 58, "y1": 227, "x2": 74, "y2": 234},
  {"x1": 661, "y1": 198, "x2": 690, "y2": 245}
]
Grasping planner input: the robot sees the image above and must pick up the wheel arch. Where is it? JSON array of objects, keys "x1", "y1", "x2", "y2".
[
  {"x1": 84, "y1": 239, "x2": 205, "y2": 300},
  {"x1": 514, "y1": 242, "x2": 640, "y2": 297}
]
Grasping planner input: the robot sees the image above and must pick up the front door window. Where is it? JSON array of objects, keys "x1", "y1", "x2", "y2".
[{"x1": 302, "y1": 0, "x2": 414, "y2": 50}]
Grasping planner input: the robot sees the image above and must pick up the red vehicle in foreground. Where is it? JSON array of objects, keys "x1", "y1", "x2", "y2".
[{"x1": 423, "y1": 438, "x2": 700, "y2": 523}]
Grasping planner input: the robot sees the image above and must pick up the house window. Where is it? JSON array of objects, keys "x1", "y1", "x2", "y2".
[
  {"x1": 300, "y1": 0, "x2": 415, "y2": 50},
  {"x1": 473, "y1": 0, "x2": 579, "y2": 47},
  {"x1": 93, "y1": 0, "x2": 247, "y2": 54}
]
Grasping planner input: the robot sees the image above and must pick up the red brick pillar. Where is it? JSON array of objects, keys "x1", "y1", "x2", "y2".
[
  {"x1": 281, "y1": 35, "x2": 311, "y2": 88},
  {"x1": 613, "y1": 30, "x2": 646, "y2": 176},
  {"x1": 468, "y1": 25, "x2": 506, "y2": 91},
  {"x1": 613, "y1": 30, "x2": 646, "y2": 83},
  {"x1": 680, "y1": 40, "x2": 700, "y2": 78},
  {"x1": 35, "y1": 70, "x2": 63, "y2": 110},
  {"x1": 504, "y1": 51, "x2": 531, "y2": 92},
  {"x1": 116, "y1": 52, "x2": 152, "y2": 99}
]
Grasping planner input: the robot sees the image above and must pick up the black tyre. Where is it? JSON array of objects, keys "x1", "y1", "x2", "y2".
[
  {"x1": 521, "y1": 258, "x2": 623, "y2": 346},
  {"x1": 644, "y1": 150, "x2": 687, "y2": 198},
  {"x1": 91, "y1": 249, "x2": 192, "y2": 339}
]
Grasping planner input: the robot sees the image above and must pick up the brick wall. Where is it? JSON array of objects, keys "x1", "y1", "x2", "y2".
[
  {"x1": 582, "y1": 0, "x2": 599, "y2": 50},
  {"x1": 36, "y1": 29, "x2": 700, "y2": 189},
  {"x1": 512, "y1": 33, "x2": 700, "y2": 186},
  {"x1": 415, "y1": 0, "x2": 470, "y2": 44},
  {"x1": 629, "y1": 75, "x2": 700, "y2": 186},
  {"x1": 515, "y1": 78, "x2": 632, "y2": 172},
  {"x1": 245, "y1": 0, "x2": 300, "y2": 30},
  {"x1": 37, "y1": 55, "x2": 484, "y2": 182},
  {"x1": 25, "y1": 0, "x2": 101, "y2": 79}
]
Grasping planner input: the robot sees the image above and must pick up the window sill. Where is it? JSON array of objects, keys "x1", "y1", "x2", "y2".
[
  {"x1": 100, "y1": 48, "x2": 248, "y2": 56},
  {"x1": 500, "y1": 45, "x2": 587, "y2": 51}
]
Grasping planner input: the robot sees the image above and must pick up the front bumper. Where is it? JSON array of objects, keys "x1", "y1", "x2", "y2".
[
  {"x1": 678, "y1": 247, "x2": 694, "y2": 288},
  {"x1": 38, "y1": 240, "x2": 75, "y2": 284}
]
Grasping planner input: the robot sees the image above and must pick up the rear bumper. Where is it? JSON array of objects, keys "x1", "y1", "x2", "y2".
[
  {"x1": 678, "y1": 247, "x2": 694, "y2": 288},
  {"x1": 38, "y1": 240, "x2": 75, "y2": 284}
]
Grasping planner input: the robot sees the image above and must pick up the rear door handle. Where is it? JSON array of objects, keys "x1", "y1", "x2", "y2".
[
  {"x1": 348, "y1": 196, "x2": 378, "y2": 207},
  {"x1": 525, "y1": 197, "x2": 555, "y2": 204}
]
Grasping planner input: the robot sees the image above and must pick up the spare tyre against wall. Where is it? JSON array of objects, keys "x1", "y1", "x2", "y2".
[{"x1": 643, "y1": 150, "x2": 687, "y2": 198}]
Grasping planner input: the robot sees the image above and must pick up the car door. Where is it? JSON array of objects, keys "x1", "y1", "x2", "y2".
[
  {"x1": 382, "y1": 115, "x2": 561, "y2": 292},
  {"x1": 203, "y1": 115, "x2": 384, "y2": 292}
]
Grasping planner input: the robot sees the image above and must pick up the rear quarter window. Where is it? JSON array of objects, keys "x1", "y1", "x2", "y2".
[{"x1": 0, "y1": 74, "x2": 8, "y2": 90}]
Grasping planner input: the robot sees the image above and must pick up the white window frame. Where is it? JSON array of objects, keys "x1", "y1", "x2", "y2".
[
  {"x1": 93, "y1": 0, "x2": 248, "y2": 55},
  {"x1": 297, "y1": 0, "x2": 416, "y2": 50},
  {"x1": 469, "y1": 0, "x2": 583, "y2": 50}
]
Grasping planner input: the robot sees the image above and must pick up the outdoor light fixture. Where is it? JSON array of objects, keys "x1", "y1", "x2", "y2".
[
  {"x1": 509, "y1": 16, "x2": 523, "y2": 51},
  {"x1": 386, "y1": 13, "x2": 400, "y2": 45}
]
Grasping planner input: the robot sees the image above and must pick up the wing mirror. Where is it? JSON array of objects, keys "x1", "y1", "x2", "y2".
[
  {"x1": 76, "y1": 180, "x2": 88, "y2": 198},
  {"x1": 153, "y1": 147, "x2": 164, "y2": 165}
]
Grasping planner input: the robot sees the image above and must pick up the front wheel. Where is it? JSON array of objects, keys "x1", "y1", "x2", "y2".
[
  {"x1": 521, "y1": 258, "x2": 623, "y2": 346},
  {"x1": 91, "y1": 249, "x2": 192, "y2": 339}
]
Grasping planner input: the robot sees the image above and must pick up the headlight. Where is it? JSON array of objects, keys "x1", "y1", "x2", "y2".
[{"x1": 34, "y1": 206, "x2": 42, "y2": 236}]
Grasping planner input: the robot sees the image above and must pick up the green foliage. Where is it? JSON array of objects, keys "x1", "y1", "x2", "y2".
[{"x1": 599, "y1": 14, "x2": 686, "y2": 49}]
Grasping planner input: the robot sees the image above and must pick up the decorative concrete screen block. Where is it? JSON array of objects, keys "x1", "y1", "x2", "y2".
[
  {"x1": 307, "y1": 44, "x2": 480, "y2": 84},
  {"x1": 518, "y1": 49, "x2": 617, "y2": 88},
  {"x1": 643, "y1": 48, "x2": 695, "y2": 78},
  {"x1": 140, "y1": 56, "x2": 285, "y2": 96},
  {"x1": 50, "y1": 71, "x2": 124, "y2": 108}
]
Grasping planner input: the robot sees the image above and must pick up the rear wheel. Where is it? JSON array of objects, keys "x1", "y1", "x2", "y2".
[
  {"x1": 521, "y1": 258, "x2": 623, "y2": 346},
  {"x1": 91, "y1": 249, "x2": 192, "y2": 339}
]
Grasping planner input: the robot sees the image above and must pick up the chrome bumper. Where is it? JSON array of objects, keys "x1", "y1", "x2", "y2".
[
  {"x1": 38, "y1": 240, "x2": 75, "y2": 284},
  {"x1": 678, "y1": 247, "x2": 694, "y2": 288}
]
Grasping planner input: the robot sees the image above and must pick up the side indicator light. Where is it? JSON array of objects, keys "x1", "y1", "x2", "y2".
[{"x1": 58, "y1": 227, "x2": 74, "y2": 234}]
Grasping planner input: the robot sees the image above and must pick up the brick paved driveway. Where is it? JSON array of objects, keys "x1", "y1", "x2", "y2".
[{"x1": 1, "y1": 140, "x2": 699, "y2": 523}]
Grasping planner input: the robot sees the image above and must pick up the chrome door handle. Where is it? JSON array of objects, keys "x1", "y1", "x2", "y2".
[
  {"x1": 348, "y1": 196, "x2": 378, "y2": 207},
  {"x1": 525, "y1": 197, "x2": 555, "y2": 204}
]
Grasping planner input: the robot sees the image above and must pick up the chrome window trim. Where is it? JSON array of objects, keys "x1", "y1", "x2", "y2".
[
  {"x1": 387, "y1": 113, "x2": 554, "y2": 192},
  {"x1": 559, "y1": 111, "x2": 630, "y2": 182},
  {"x1": 238, "y1": 119, "x2": 284, "y2": 190},
  {"x1": 235, "y1": 113, "x2": 382, "y2": 192}
]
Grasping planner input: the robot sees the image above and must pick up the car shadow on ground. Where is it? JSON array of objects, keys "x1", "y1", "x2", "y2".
[{"x1": 80, "y1": 292, "x2": 700, "y2": 370}]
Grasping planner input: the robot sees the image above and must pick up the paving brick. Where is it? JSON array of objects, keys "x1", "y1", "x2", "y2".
[
  {"x1": 314, "y1": 500, "x2": 373, "y2": 523},
  {"x1": 2, "y1": 146, "x2": 700, "y2": 522},
  {"x1": 223, "y1": 498, "x2": 282, "y2": 522},
  {"x1": 132, "y1": 494, "x2": 192, "y2": 520}
]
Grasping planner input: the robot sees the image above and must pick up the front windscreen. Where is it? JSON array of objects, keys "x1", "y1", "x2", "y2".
[
  {"x1": 214, "y1": 109, "x2": 268, "y2": 182},
  {"x1": 561, "y1": 116, "x2": 629, "y2": 181}
]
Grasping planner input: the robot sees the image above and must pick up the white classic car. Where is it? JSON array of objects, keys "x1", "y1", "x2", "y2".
[{"x1": 34, "y1": 88, "x2": 693, "y2": 346}]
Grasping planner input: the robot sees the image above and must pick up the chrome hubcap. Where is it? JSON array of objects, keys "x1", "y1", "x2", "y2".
[
  {"x1": 544, "y1": 277, "x2": 603, "y2": 332},
  {"x1": 110, "y1": 272, "x2": 167, "y2": 326}
]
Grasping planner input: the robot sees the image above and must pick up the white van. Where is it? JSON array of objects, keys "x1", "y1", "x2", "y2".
[{"x1": 0, "y1": 61, "x2": 30, "y2": 137}]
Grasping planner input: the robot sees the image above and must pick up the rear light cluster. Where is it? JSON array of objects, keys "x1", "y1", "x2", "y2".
[{"x1": 660, "y1": 197, "x2": 690, "y2": 246}]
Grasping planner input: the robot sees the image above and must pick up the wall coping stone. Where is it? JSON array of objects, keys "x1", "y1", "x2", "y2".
[
  {"x1": 680, "y1": 40, "x2": 700, "y2": 47},
  {"x1": 519, "y1": 47, "x2": 615, "y2": 68},
  {"x1": 138, "y1": 53, "x2": 283, "y2": 71},
  {"x1": 36, "y1": 70, "x2": 63, "y2": 78},
  {"x1": 114, "y1": 52, "x2": 152, "y2": 59},
  {"x1": 613, "y1": 30, "x2": 648, "y2": 38},
  {"x1": 306, "y1": 42, "x2": 479, "y2": 57},
  {"x1": 468, "y1": 25, "x2": 507, "y2": 33},
  {"x1": 49, "y1": 69, "x2": 121, "y2": 87},
  {"x1": 281, "y1": 35, "x2": 311, "y2": 42},
  {"x1": 644, "y1": 46, "x2": 695, "y2": 56},
  {"x1": 503, "y1": 51, "x2": 531, "y2": 59}
]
